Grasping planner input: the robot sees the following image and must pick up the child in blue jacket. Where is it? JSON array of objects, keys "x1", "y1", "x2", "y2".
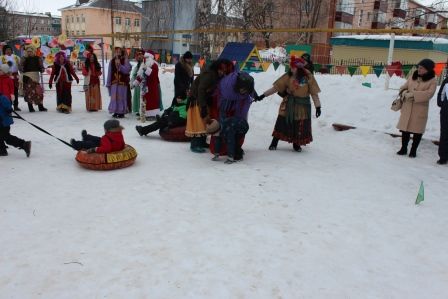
[{"x1": 0, "y1": 93, "x2": 31, "y2": 157}]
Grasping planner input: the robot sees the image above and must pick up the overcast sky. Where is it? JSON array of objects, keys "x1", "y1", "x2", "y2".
[{"x1": 20, "y1": 0, "x2": 437, "y2": 16}]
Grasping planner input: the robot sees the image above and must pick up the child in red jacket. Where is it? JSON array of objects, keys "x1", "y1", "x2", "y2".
[
  {"x1": 0, "y1": 64, "x2": 14, "y2": 101},
  {"x1": 70, "y1": 119, "x2": 125, "y2": 153}
]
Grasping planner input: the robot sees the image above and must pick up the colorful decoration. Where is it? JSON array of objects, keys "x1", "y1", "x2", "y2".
[
  {"x1": 40, "y1": 35, "x2": 50, "y2": 46},
  {"x1": 14, "y1": 44, "x2": 21, "y2": 50},
  {"x1": 48, "y1": 38, "x2": 59, "y2": 48},
  {"x1": 373, "y1": 65, "x2": 384, "y2": 78},
  {"x1": 273, "y1": 61, "x2": 280, "y2": 71},
  {"x1": 154, "y1": 53, "x2": 160, "y2": 61},
  {"x1": 70, "y1": 51, "x2": 78, "y2": 61},
  {"x1": 347, "y1": 66, "x2": 358, "y2": 76},
  {"x1": 336, "y1": 65, "x2": 346, "y2": 75},
  {"x1": 45, "y1": 53, "x2": 55, "y2": 65},
  {"x1": 415, "y1": 181, "x2": 424, "y2": 205},
  {"x1": 40, "y1": 45, "x2": 50, "y2": 57},
  {"x1": 435, "y1": 63, "x2": 445, "y2": 77},
  {"x1": 58, "y1": 34, "x2": 67, "y2": 44},
  {"x1": 314, "y1": 63, "x2": 322, "y2": 73},
  {"x1": 51, "y1": 47, "x2": 60, "y2": 54},
  {"x1": 64, "y1": 39, "x2": 75, "y2": 48},
  {"x1": 360, "y1": 65, "x2": 371, "y2": 77}
]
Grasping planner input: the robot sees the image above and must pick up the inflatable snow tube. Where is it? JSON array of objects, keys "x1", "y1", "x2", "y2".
[
  {"x1": 159, "y1": 126, "x2": 191, "y2": 142},
  {"x1": 75, "y1": 144, "x2": 137, "y2": 170}
]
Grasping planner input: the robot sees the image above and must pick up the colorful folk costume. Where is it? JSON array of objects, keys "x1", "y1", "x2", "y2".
[
  {"x1": 49, "y1": 51, "x2": 79, "y2": 113},
  {"x1": 185, "y1": 59, "x2": 234, "y2": 153},
  {"x1": 82, "y1": 52, "x2": 102, "y2": 111},
  {"x1": 133, "y1": 50, "x2": 163, "y2": 118},
  {"x1": 19, "y1": 45, "x2": 47, "y2": 112},
  {"x1": 255, "y1": 57, "x2": 322, "y2": 152},
  {"x1": 0, "y1": 45, "x2": 21, "y2": 111},
  {"x1": 107, "y1": 54, "x2": 132, "y2": 118}
]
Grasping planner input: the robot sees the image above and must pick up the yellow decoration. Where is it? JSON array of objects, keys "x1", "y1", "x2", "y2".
[
  {"x1": 58, "y1": 34, "x2": 67, "y2": 44},
  {"x1": 31, "y1": 36, "x2": 40, "y2": 48},
  {"x1": 360, "y1": 66, "x2": 371, "y2": 77},
  {"x1": 70, "y1": 51, "x2": 78, "y2": 61},
  {"x1": 262, "y1": 61, "x2": 271, "y2": 72},
  {"x1": 45, "y1": 53, "x2": 55, "y2": 65}
]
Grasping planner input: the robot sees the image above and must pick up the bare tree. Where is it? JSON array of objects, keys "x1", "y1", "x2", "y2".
[
  {"x1": 196, "y1": 0, "x2": 211, "y2": 58},
  {"x1": 0, "y1": 0, "x2": 18, "y2": 40}
]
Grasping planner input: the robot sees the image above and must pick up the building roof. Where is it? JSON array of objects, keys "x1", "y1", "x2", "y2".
[
  {"x1": 9, "y1": 11, "x2": 61, "y2": 19},
  {"x1": 60, "y1": 0, "x2": 142, "y2": 14},
  {"x1": 331, "y1": 35, "x2": 448, "y2": 52}
]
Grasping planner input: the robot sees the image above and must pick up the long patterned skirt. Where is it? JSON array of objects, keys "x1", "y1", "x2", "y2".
[
  {"x1": 23, "y1": 76, "x2": 43, "y2": 105},
  {"x1": 56, "y1": 81, "x2": 73, "y2": 112},
  {"x1": 108, "y1": 84, "x2": 128, "y2": 114},
  {"x1": 132, "y1": 86, "x2": 141, "y2": 114},
  {"x1": 85, "y1": 83, "x2": 102, "y2": 111},
  {"x1": 185, "y1": 103, "x2": 206, "y2": 137},
  {"x1": 272, "y1": 96, "x2": 313, "y2": 145}
]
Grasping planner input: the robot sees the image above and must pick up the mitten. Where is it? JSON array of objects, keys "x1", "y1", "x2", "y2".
[
  {"x1": 145, "y1": 68, "x2": 152, "y2": 76},
  {"x1": 316, "y1": 107, "x2": 321, "y2": 118},
  {"x1": 48, "y1": 83, "x2": 52, "y2": 89}
]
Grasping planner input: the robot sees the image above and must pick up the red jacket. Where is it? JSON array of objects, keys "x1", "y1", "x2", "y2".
[
  {"x1": 0, "y1": 75, "x2": 14, "y2": 100},
  {"x1": 96, "y1": 131, "x2": 125, "y2": 153}
]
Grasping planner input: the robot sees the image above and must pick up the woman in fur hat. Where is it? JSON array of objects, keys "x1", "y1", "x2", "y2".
[
  {"x1": 19, "y1": 45, "x2": 47, "y2": 112},
  {"x1": 49, "y1": 51, "x2": 79, "y2": 113},
  {"x1": 255, "y1": 56, "x2": 322, "y2": 152},
  {"x1": 82, "y1": 51, "x2": 102, "y2": 111},
  {"x1": 396, "y1": 59, "x2": 437, "y2": 158},
  {"x1": 133, "y1": 50, "x2": 162, "y2": 119}
]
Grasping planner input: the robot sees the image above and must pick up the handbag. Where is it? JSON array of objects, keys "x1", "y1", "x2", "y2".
[{"x1": 391, "y1": 94, "x2": 403, "y2": 111}]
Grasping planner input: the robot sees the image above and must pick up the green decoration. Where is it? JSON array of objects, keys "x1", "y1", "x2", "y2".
[
  {"x1": 415, "y1": 181, "x2": 424, "y2": 205},
  {"x1": 373, "y1": 65, "x2": 384, "y2": 78},
  {"x1": 362, "y1": 82, "x2": 372, "y2": 88},
  {"x1": 347, "y1": 66, "x2": 358, "y2": 76},
  {"x1": 273, "y1": 61, "x2": 280, "y2": 71},
  {"x1": 314, "y1": 63, "x2": 322, "y2": 73},
  {"x1": 402, "y1": 65, "x2": 414, "y2": 78}
]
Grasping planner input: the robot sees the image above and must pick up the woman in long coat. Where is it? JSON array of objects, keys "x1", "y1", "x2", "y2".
[
  {"x1": 255, "y1": 56, "x2": 321, "y2": 152},
  {"x1": 437, "y1": 76, "x2": 448, "y2": 165},
  {"x1": 397, "y1": 59, "x2": 437, "y2": 158},
  {"x1": 82, "y1": 52, "x2": 102, "y2": 111},
  {"x1": 107, "y1": 49, "x2": 132, "y2": 118}
]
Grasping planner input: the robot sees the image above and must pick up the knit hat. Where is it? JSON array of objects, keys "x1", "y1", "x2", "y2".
[
  {"x1": 418, "y1": 59, "x2": 435, "y2": 71},
  {"x1": 183, "y1": 51, "x2": 193, "y2": 59},
  {"x1": 206, "y1": 119, "x2": 220, "y2": 134},
  {"x1": 0, "y1": 64, "x2": 9, "y2": 74},
  {"x1": 104, "y1": 119, "x2": 124, "y2": 131},
  {"x1": 234, "y1": 71, "x2": 254, "y2": 94}
]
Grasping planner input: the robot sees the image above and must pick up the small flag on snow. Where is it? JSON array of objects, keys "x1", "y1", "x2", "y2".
[{"x1": 415, "y1": 181, "x2": 424, "y2": 205}]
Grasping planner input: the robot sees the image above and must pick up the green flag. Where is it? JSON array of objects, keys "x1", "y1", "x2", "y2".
[
  {"x1": 347, "y1": 66, "x2": 358, "y2": 76},
  {"x1": 285, "y1": 64, "x2": 290, "y2": 73},
  {"x1": 415, "y1": 181, "x2": 424, "y2": 205},
  {"x1": 314, "y1": 63, "x2": 322, "y2": 73},
  {"x1": 373, "y1": 65, "x2": 384, "y2": 78},
  {"x1": 273, "y1": 61, "x2": 280, "y2": 71},
  {"x1": 326, "y1": 64, "x2": 333, "y2": 72},
  {"x1": 362, "y1": 82, "x2": 372, "y2": 88},
  {"x1": 402, "y1": 65, "x2": 414, "y2": 78}
]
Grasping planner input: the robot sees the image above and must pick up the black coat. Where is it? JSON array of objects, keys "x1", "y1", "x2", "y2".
[{"x1": 174, "y1": 59, "x2": 193, "y2": 98}]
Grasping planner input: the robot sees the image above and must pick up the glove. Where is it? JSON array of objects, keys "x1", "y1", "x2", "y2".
[
  {"x1": 316, "y1": 107, "x2": 321, "y2": 118},
  {"x1": 48, "y1": 83, "x2": 52, "y2": 89},
  {"x1": 86, "y1": 147, "x2": 96, "y2": 154},
  {"x1": 403, "y1": 91, "x2": 414, "y2": 102},
  {"x1": 200, "y1": 105, "x2": 208, "y2": 118},
  {"x1": 253, "y1": 94, "x2": 265, "y2": 102}
]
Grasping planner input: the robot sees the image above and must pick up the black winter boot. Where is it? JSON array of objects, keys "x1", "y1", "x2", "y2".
[
  {"x1": 397, "y1": 132, "x2": 410, "y2": 155},
  {"x1": 409, "y1": 134, "x2": 422, "y2": 158},
  {"x1": 28, "y1": 102, "x2": 35, "y2": 112},
  {"x1": 293, "y1": 143, "x2": 302, "y2": 152},
  {"x1": 22, "y1": 141, "x2": 31, "y2": 157},
  {"x1": 38, "y1": 104, "x2": 47, "y2": 112},
  {"x1": 269, "y1": 137, "x2": 279, "y2": 150}
]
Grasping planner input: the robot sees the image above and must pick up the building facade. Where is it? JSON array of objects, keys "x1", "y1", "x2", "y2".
[
  {"x1": 3, "y1": 11, "x2": 61, "y2": 39},
  {"x1": 60, "y1": 0, "x2": 142, "y2": 57}
]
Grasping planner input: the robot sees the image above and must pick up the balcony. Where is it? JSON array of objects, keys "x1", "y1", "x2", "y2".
[
  {"x1": 390, "y1": 17, "x2": 405, "y2": 29},
  {"x1": 374, "y1": 1, "x2": 388, "y2": 13},
  {"x1": 393, "y1": 8, "x2": 406, "y2": 19},
  {"x1": 414, "y1": 18, "x2": 426, "y2": 27},
  {"x1": 371, "y1": 22, "x2": 386, "y2": 29},
  {"x1": 335, "y1": 11, "x2": 354, "y2": 24}
]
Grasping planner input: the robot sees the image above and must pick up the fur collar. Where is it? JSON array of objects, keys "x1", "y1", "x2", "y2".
[{"x1": 412, "y1": 70, "x2": 435, "y2": 82}]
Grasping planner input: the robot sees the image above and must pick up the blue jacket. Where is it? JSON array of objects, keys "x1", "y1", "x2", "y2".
[{"x1": 0, "y1": 93, "x2": 13, "y2": 127}]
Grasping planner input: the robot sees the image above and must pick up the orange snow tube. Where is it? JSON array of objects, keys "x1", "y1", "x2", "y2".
[
  {"x1": 159, "y1": 126, "x2": 191, "y2": 142},
  {"x1": 75, "y1": 145, "x2": 138, "y2": 170}
]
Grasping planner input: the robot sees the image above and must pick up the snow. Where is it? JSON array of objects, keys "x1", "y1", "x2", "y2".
[
  {"x1": 332, "y1": 34, "x2": 448, "y2": 44},
  {"x1": 1, "y1": 66, "x2": 448, "y2": 298}
]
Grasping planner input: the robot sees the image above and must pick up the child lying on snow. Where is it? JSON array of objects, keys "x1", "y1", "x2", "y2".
[{"x1": 70, "y1": 119, "x2": 125, "y2": 153}]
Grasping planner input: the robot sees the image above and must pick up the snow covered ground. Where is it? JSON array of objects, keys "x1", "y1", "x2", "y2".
[{"x1": 1, "y1": 66, "x2": 447, "y2": 299}]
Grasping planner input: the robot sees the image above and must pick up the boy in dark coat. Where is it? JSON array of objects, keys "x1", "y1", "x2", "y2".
[
  {"x1": 0, "y1": 93, "x2": 31, "y2": 157},
  {"x1": 71, "y1": 120, "x2": 125, "y2": 153}
]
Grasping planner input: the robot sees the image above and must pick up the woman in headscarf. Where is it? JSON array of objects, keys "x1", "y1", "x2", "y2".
[
  {"x1": 82, "y1": 51, "x2": 102, "y2": 112},
  {"x1": 19, "y1": 45, "x2": 47, "y2": 112},
  {"x1": 49, "y1": 51, "x2": 79, "y2": 113},
  {"x1": 255, "y1": 56, "x2": 322, "y2": 152}
]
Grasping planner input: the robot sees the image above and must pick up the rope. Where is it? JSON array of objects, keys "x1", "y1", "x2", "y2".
[{"x1": 12, "y1": 111, "x2": 75, "y2": 150}]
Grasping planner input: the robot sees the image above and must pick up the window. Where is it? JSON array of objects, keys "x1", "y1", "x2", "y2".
[
  {"x1": 71, "y1": 30, "x2": 74, "y2": 36},
  {"x1": 41, "y1": 19, "x2": 44, "y2": 24},
  {"x1": 82, "y1": 30, "x2": 85, "y2": 35},
  {"x1": 336, "y1": 0, "x2": 355, "y2": 15},
  {"x1": 76, "y1": 30, "x2": 79, "y2": 35},
  {"x1": 71, "y1": 16, "x2": 74, "y2": 22},
  {"x1": 81, "y1": 14, "x2": 85, "y2": 22},
  {"x1": 115, "y1": 17, "x2": 121, "y2": 25},
  {"x1": 134, "y1": 19, "x2": 140, "y2": 27},
  {"x1": 358, "y1": 9, "x2": 363, "y2": 27},
  {"x1": 76, "y1": 15, "x2": 80, "y2": 23},
  {"x1": 125, "y1": 18, "x2": 131, "y2": 26}
]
